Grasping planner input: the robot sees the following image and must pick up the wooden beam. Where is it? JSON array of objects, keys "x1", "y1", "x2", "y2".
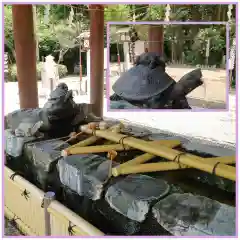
[
  {"x1": 148, "y1": 25, "x2": 164, "y2": 55},
  {"x1": 12, "y1": 5, "x2": 38, "y2": 108},
  {"x1": 89, "y1": 4, "x2": 104, "y2": 117}
]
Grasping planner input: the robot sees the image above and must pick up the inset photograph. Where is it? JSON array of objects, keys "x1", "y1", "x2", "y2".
[{"x1": 107, "y1": 23, "x2": 230, "y2": 110}]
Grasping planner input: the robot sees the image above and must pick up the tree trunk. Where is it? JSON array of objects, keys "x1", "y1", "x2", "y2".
[
  {"x1": 217, "y1": 5, "x2": 221, "y2": 21},
  {"x1": 58, "y1": 50, "x2": 63, "y2": 64}
]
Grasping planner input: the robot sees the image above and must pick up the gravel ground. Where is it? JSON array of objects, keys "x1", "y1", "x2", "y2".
[{"x1": 4, "y1": 218, "x2": 24, "y2": 236}]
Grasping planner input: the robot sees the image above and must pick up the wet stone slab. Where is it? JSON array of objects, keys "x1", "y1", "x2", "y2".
[
  {"x1": 92, "y1": 174, "x2": 171, "y2": 236},
  {"x1": 105, "y1": 174, "x2": 170, "y2": 222},
  {"x1": 58, "y1": 154, "x2": 118, "y2": 200},
  {"x1": 181, "y1": 141, "x2": 235, "y2": 157},
  {"x1": 152, "y1": 193, "x2": 236, "y2": 236},
  {"x1": 24, "y1": 139, "x2": 69, "y2": 191}
]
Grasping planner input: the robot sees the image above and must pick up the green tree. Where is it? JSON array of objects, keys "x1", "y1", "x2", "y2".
[
  {"x1": 54, "y1": 22, "x2": 81, "y2": 63},
  {"x1": 104, "y1": 5, "x2": 130, "y2": 22},
  {"x1": 4, "y1": 5, "x2": 14, "y2": 62}
]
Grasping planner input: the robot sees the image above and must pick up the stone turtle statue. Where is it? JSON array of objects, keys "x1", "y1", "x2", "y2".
[
  {"x1": 5, "y1": 83, "x2": 101, "y2": 138},
  {"x1": 110, "y1": 52, "x2": 203, "y2": 109}
]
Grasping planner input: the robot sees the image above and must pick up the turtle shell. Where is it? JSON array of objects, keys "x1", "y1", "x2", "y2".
[{"x1": 112, "y1": 52, "x2": 175, "y2": 101}]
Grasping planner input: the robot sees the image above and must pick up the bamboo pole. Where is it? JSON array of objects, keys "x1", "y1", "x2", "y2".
[
  {"x1": 113, "y1": 153, "x2": 236, "y2": 177},
  {"x1": 79, "y1": 127, "x2": 236, "y2": 181},
  {"x1": 61, "y1": 123, "x2": 124, "y2": 156},
  {"x1": 62, "y1": 136, "x2": 99, "y2": 155},
  {"x1": 65, "y1": 139, "x2": 180, "y2": 157},
  {"x1": 63, "y1": 144, "x2": 131, "y2": 156},
  {"x1": 112, "y1": 139, "x2": 182, "y2": 175},
  {"x1": 112, "y1": 156, "x2": 236, "y2": 176},
  {"x1": 62, "y1": 123, "x2": 124, "y2": 155},
  {"x1": 205, "y1": 156, "x2": 236, "y2": 164},
  {"x1": 114, "y1": 162, "x2": 183, "y2": 175}
]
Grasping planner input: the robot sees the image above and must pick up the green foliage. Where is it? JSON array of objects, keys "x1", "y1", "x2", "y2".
[
  {"x1": 171, "y1": 5, "x2": 191, "y2": 21},
  {"x1": 104, "y1": 5, "x2": 130, "y2": 21},
  {"x1": 36, "y1": 4, "x2": 71, "y2": 22},
  {"x1": 50, "y1": 5, "x2": 71, "y2": 21},
  {"x1": 37, "y1": 23, "x2": 59, "y2": 59},
  {"x1": 231, "y1": 78, "x2": 236, "y2": 89},
  {"x1": 54, "y1": 22, "x2": 80, "y2": 49},
  {"x1": 193, "y1": 27, "x2": 225, "y2": 52},
  {"x1": 56, "y1": 63, "x2": 68, "y2": 77},
  {"x1": 53, "y1": 21, "x2": 81, "y2": 64},
  {"x1": 148, "y1": 5, "x2": 165, "y2": 20},
  {"x1": 4, "y1": 4, "x2": 236, "y2": 69},
  {"x1": 9, "y1": 62, "x2": 68, "y2": 82},
  {"x1": 4, "y1": 5, "x2": 81, "y2": 63},
  {"x1": 4, "y1": 5, "x2": 14, "y2": 53},
  {"x1": 185, "y1": 26, "x2": 225, "y2": 66}
]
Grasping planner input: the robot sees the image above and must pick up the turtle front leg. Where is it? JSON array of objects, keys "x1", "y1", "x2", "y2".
[
  {"x1": 85, "y1": 112, "x2": 102, "y2": 123},
  {"x1": 110, "y1": 93, "x2": 123, "y2": 101},
  {"x1": 172, "y1": 97, "x2": 191, "y2": 109}
]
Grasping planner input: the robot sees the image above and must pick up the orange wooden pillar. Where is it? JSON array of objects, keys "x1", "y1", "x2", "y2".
[
  {"x1": 89, "y1": 4, "x2": 104, "y2": 117},
  {"x1": 12, "y1": 5, "x2": 38, "y2": 108},
  {"x1": 148, "y1": 25, "x2": 164, "y2": 55}
]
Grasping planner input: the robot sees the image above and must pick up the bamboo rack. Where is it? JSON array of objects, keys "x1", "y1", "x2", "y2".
[
  {"x1": 111, "y1": 139, "x2": 182, "y2": 174},
  {"x1": 64, "y1": 138, "x2": 181, "y2": 156},
  {"x1": 112, "y1": 156, "x2": 236, "y2": 176},
  {"x1": 79, "y1": 125, "x2": 236, "y2": 181},
  {"x1": 61, "y1": 123, "x2": 124, "y2": 156}
]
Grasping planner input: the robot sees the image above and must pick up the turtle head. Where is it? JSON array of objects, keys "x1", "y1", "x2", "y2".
[
  {"x1": 169, "y1": 68, "x2": 203, "y2": 101},
  {"x1": 135, "y1": 52, "x2": 166, "y2": 71},
  {"x1": 56, "y1": 83, "x2": 68, "y2": 91}
]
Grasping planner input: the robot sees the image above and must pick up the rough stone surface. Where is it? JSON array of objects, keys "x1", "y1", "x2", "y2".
[
  {"x1": 58, "y1": 154, "x2": 116, "y2": 200},
  {"x1": 152, "y1": 193, "x2": 236, "y2": 236},
  {"x1": 105, "y1": 175, "x2": 170, "y2": 222}
]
